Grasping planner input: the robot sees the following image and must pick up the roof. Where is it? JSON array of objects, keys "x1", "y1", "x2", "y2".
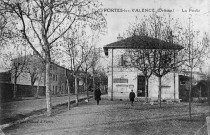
[
  {"x1": 12, "y1": 54, "x2": 73, "y2": 72},
  {"x1": 182, "y1": 71, "x2": 206, "y2": 76},
  {"x1": 196, "y1": 80, "x2": 207, "y2": 86},
  {"x1": 103, "y1": 35, "x2": 184, "y2": 55}
]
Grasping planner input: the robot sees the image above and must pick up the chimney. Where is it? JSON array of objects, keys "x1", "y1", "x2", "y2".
[{"x1": 117, "y1": 33, "x2": 123, "y2": 41}]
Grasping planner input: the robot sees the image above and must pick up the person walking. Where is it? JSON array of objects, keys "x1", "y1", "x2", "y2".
[
  {"x1": 94, "y1": 88, "x2": 101, "y2": 105},
  {"x1": 129, "y1": 90, "x2": 135, "y2": 106}
]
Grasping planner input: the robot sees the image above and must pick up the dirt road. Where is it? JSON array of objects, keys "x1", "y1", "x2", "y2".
[{"x1": 3, "y1": 98, "x2": 208, "y2": 135}]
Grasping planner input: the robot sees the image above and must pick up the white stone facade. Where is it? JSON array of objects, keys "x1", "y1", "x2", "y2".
[{"x1": 107, "y1": 49, "x2": 180, "y2": 100}]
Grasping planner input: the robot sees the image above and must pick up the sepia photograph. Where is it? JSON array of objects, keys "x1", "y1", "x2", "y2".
[{"x1": 0, "y1": 0, "x2": 210, "y2": 134}]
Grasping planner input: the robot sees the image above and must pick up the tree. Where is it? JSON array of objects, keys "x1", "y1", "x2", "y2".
[
  {"x1": 179, "y1": 17, "x2": 210, "y2": 119},
  {"x1": 0, "y1": 9, "x2": 12, "y2": 46},
  {"x1": 125, "y1": 13, "x2": 183, "y2": 107},
  {"x1": 58, "y1": 23, "x2": 97, "y2": 106},
  {"x1": 25, "y1": 54, "x2": 45, "y2": 98},
  {"x1": 0, "y1": 9, "x2": 18, "y2": 56},
  {"x1": 0, "y1": 11, "x2": 6, "y2": 44},
  {"x1": 94, "y1": 68, "x2": 108, "y2": 92},
  {"x1": 1, "y1": 0, "x2": 106, "y2": 115},
  {"x1": 90, "y1": 45, "x2": 103, "y2": 96},
  {"x1": 126, "y1": 22, "x2": 153, "y2": 102},
  {"x1": 81, "y1": 45, "x2": 95, "y2": 102},
  {"x1": 149, "y1": 14, "x2": 184, "y2": 107},
  {"x1": 0, "y1": 20, "x2": 30, "y2": 98},
  {"x1": 127, "y1": 49, "x2": 153, "y2": 102},
  {"x1": 10, "y1": 45, "x2": 28, "y2": 99}
]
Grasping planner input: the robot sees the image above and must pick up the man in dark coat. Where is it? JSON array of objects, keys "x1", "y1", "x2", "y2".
[
  {"x1": 94, "y1": 88, "x2": 101, "y2": 105},
  {"x1": 129, "y1": 90, "x2": 135, "y2": 106}
]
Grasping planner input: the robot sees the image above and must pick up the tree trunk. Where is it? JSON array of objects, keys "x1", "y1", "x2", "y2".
[
  {"x1": 189, "y1": 67, "x2": 192, "y2": 120},
  {"x1": 174, "y1": 71, "x2": 176, "y2": 103},
  {"x1": 31, "y1": 78, "x2": 35, "y2": 97},
  {"x1": 67, "y1": 77, "x2": 70, "y2": 110},
  {"x1": 207, "y1": 78, "x2": 210, "y2": 117},
  {"x1": 93, "y1": 70, "x2": 95, "y2": 98},
  {"x1": 13, "y1": 79, "x2": 17, "y2": 99},
  {"x1": 31, "y1": 84, "x2": 34, "y2": 97},
  {"x1": 158, "y1": 76, "x2": 162, "y2": 107},
  {"x1": 86, "y1": 74, "x2": 89, "y2": 102},
  {"x1": 35, "y1": 75, "x2": 41, "y2": 98},
  {"x1": 45, "y1": 60, "x2": 52, "y2": 116},
  {"x1": 145, "y1": 78, "x2": 149, "y2": 103},
  {"x1": 199, "y1": 86, "x2": 201, "y2": 101},
  {"x1": 75, "y1": 75, "x2": 78, "y2": 106},
  {"x1": 36, "y1": 83, "x2": 39, "y2": 98}
]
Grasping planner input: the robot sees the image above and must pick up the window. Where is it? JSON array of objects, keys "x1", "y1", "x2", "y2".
[
  {"x1": 119, "y1": 55, "x2": 127, "y2": 66},
  {"x1": 180, "y1": 81, "x2": 186, "y2": 85}
]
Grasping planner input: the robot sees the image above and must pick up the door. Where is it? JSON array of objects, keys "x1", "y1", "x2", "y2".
[{"x1": 137, "y1": 76, "x2": 146, "y2": 97}]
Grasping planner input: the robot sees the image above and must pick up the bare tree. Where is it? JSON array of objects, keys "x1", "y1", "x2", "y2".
[
  {"x1": 94, "y1": 66, "x2": 108, "y2": 92},
  {"x1": 148, "y1": 14, "x2": 184, "y2": 107},
  {"x1": 24, "y1": 54, "x2": 45, "y2": 98},
  {"x1": 126, "y1": 48, "x2": 153, "y2": 102},
  {"x1": 59, "y1": 23, "x2": 96, "y2": 106},
  {"x1": 0, "y1": 9, "x2": 17, "y2": 54},
  {"x1": 81, "y1": 45, "x2": 95, "y2": 102},
  {"x1": 9, "y1": 45, "x2": 28, "y2": 99},
  {"x1": 91, "y1": 46, "x2": 102, "y2": 96},
  {"x1": 0, "y1": 12, "x2": 6, "y2": 44},
  {"x1": 124, "y1": 13, "x2": 183, "y2": 107},
  {"x1": 1, "y1": 0, "x2": 106, "y2": 115},
  {"x1": 179, "y1": 17, "x2": 210, "y2": 119},
  {"x1": 126, "y1": 22, "x2": 153, "y2": 102}
]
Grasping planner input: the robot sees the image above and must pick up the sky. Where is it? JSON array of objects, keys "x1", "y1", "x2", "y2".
[
  {"x1": 98, "y1": 0, "x2": 210, "y2": 47},
  {"x1": 97, "y1": 0, "x2": 210, "y2": 72},
  {"x1": 1, "y1": 0, "x2": 209, "y2": 71}
]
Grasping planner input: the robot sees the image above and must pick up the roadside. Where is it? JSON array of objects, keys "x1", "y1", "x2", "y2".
[
  {"x1": 2, "y1": 92, "x2": 93, "y2": 103},
  {"x1": 2, "y1": 97, "x2": 209, "y2": 135},
  {"x1": 0, "y1": 92, "x2": 93, "y2": 128}
]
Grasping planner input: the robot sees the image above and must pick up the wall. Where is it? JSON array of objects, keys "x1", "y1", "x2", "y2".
[
  {"x1": 0, "y1": 83, "x2": 13, "y2": 102},
  {"x1": 17, "y1": 84, "x2": 45, "y2": 97},
  {"x1": 0, "y1": 83, "x2": 46, "y2": 102},
  {"x1": 148, "y1": 73, "x2": 179, "y2": 100},
  {"x1": 107, "y1": 67, "x2": 179, "y2": 100},
  {"x1": 108, "y1": 68, "x2": 138, "y2": 100},
  {"x1": 106, "y1": 49, "x2": 180, "y2": 100}
]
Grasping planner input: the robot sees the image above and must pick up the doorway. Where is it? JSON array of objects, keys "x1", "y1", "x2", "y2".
[{"x1": 137, "y1": 75, "x2": 146, "y2": 97}]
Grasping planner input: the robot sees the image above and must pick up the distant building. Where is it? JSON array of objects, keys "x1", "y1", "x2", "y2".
[
  {"x1": 182, "y1": 70, "x2": 207, "y2": 83},
  {"x1": 10, "y1": 54, "x2": 76, "y2": 96}
]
